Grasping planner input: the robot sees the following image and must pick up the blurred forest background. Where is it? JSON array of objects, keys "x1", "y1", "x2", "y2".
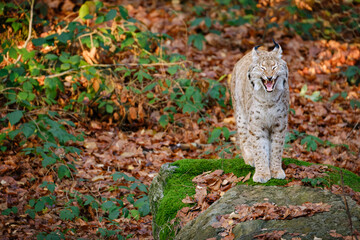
[{"x1": 0, "y1": 0, "x2": 359, "y2": 239}]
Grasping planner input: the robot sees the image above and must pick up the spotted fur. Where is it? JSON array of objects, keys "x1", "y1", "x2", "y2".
[{"x1": 230, "y1": 43, "x2": 289, "y2": 183}]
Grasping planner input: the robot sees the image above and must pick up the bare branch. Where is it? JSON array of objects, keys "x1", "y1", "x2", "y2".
[
  {"x1": 14, "y1": 0, "x2": 35, "y2": 65},
  {"x1": 35, "y1": 61, "x2": 191, "y2": 79}
]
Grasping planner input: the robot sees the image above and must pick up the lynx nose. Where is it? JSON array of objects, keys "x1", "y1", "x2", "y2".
[{"x1": 267, "y1": 76, "x2": 273, "y2": 81}]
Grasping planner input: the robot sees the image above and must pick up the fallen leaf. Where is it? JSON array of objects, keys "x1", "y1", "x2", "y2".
[{"x1": 242, "y1": 172, "x2": 251, "y2": 182}]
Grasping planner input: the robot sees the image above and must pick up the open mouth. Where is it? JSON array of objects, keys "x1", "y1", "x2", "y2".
[{"x1": 261, "y1": 76, "x2": 278, "y2": 92}]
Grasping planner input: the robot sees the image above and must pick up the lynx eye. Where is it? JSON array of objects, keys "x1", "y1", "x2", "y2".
[
  {"x1": 261, "y1": 66, "x2": 266, "y2": 70},
  {"x1": 272, "y1": 65, "x2": 277, "y2": 70}
]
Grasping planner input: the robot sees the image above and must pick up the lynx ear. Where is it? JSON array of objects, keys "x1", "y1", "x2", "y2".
[
  {"x1": 252, "y1": 45, "x2": 260, "y2": 61},
  {"x1": 272, "y1": 39, "x2": 282, "y2": 57}
]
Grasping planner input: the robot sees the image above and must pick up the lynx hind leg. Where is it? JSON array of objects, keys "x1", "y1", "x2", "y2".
[
  {"x1": 236, "y1": 115, "x2": 254, "y2": 167},
  {"x1": 241, "y1": 141, "x2": 254, "y2": 167}
]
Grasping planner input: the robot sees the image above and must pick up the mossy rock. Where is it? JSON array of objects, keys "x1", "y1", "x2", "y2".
[{"x1": 149, "y1": 158, "x2": 360, "y2": 239}]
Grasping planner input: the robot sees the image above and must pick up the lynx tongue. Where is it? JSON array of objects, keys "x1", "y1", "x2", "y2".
[{"x1": 265, "y1": 81, "x2": 274, "y2": 92}]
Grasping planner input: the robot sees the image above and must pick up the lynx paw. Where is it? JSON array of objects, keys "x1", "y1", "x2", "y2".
[
  {"x1": 271, "y1": 168, "x2": 286, "y2": 179},
  {"x1": 253, "y1": 171, "x2": 271, "y2": 183}
]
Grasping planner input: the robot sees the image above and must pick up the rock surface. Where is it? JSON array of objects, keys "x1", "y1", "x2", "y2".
[
  {"x1": 175, "y1": 185, "x2": 360, "y2": 240},
  {"x1": 149, "y1": 163, "x2": 178, "y2": 238}
]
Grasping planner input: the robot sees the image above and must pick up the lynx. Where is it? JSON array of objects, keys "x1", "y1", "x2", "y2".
[{"x1": 230, "y1": 41, "x2": 289, "y2": 183}]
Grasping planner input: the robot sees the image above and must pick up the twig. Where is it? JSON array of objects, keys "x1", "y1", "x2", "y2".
[
  {"x1": 346, "y1": 117, "x2": 360, "y2": 140},
  {"x1": 14, "y1": 0, "x2": 35, "y2": 65},
  {"x1": 35, "y1": 61, "x2": 191, "y2": 79},
  {"x1": 340, "y1": 169, "x2": 359, "y2": 240}
]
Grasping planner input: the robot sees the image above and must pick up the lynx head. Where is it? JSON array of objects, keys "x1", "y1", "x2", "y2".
[{"x1": 248, "y1": 40, "x2": 287, "y2": 92}]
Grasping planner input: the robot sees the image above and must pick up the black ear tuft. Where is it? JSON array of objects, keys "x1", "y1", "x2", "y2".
[{"x1": 272, "y1": 38, "x2": 279, "y2": 49}]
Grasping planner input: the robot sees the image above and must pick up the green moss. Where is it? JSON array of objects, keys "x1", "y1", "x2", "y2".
[
  {"x1": 283, "y1": 158, "x2": 312, "y2": 167},
  {"x1": 155, "y1": 158, "x2": 360, "y2": 239},
  {"x1": 327, "y1": 165, "x2": 360, "y2": 192}
]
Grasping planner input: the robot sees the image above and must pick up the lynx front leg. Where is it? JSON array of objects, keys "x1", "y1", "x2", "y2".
[
  {"x1": 248, "y1": 127, "x2": 271, "y2": 183},
  {"x1": 269, "y1": 123, "x2": 286, "y2": 179}
]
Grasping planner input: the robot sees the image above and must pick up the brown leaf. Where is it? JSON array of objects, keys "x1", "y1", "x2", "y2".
[
  {"x1": 129, "y1": 107, "x2": 137, "y2": 120},
  {"x1": 194, "y1": 186, "x2": 207, "y2": 206},
  {"x1": 254, "y1": 230, "x2": 286, "y2": 239},
  {"x1": 242, "y1": 172, "x2": 251, "y2": 182},
  {"x1": 182, "y1": 196, "x2": 195, "y2": 204}
]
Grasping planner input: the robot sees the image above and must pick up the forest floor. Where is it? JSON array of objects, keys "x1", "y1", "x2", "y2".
[{"x1": 1, "y1": 0, "x2": 359, "y2": 239}]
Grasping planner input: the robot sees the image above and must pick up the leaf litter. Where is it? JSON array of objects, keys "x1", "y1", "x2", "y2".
[
  {"x1": 175, "y1": 170, "x2": 252, "y2": 227},
  {"x1": 210, "y1": 202, "x2": 331, "y2": 239}
]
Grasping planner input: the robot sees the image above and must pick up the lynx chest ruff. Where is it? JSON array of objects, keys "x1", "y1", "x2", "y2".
[{"x1": 230, "y1": 41, "x2": 289, "y2": 183}]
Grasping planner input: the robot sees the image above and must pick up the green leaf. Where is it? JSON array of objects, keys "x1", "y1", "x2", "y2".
[
  {"x1": 1, "y1": 208, "x2": 13, "y2": 216},
  {"x1": 204, "y1": 17, "x2": 212, "y2": 28},
  {"x1": 95, "y1": 15, "x2": 105, "y2": 24},
  {"x1": 45, "y1": 54, "x2": 58, "y2": 60},
  {"x1": 79, "y1": 3, "x2": 90, "y2": 20},
  {"x1": 188, "y1": 34, "x2": 206, "y2": 51},
  {"x1": 306, "y1": 91, "x2": 322, "y2": 102},
  {"x1": 21, "y1": 122, "x2": 36, "y2": 138},
  {"x1": 47, "y1": 183, "x2": 55, "y2": 193},
  {"x1": 26, "y1": 209, "x2": 35, "y2": 219},
  {"x1": 143, "y1": 82, "x2": 157, "y2": 92},
  {"x1": 118, "y1": 6, "x2": 129, "y2": 19},
  {"x1": 159, "y1": 114, "x2": 169, "y2": 128},
  {"x1": 8, "y1": 129, "x2": 20, "y2": 140},
  {"x1": 329, "y1": 93, "x2": 339, "y2": 102},
  {"x1": 102, "y1": 201, "x2": 115, "y2": 210},
  {"x1": 34, "y1": 200, "x2": 45, "y2": 212},
  {"x1": 58, "y1": 32, "x2": 73, "y2": 44},
  {"x1": 138, "y1": 202, "x2": 150, "y2": 217},
  {"x1": 6, "y1": 110, "x2": 23, "y2": 125},
  {"x1": 29, "y1": 199, "x2": 36, "y2": 207},
  {"x1": 300, "y1": 135, "x2": 320, "y2": 151},
  {"x1": 341, "y1": 91, "x2": 348, "y2": 99},
  {"x1": 0, "y1": 68, "x2": 8, "y2": 77},
  {"x1": 185, "y1": 86, "x2": 195, "y2": 99},
  {"x1": 60, "y1": 63, "x2": 71, "y2": 70},
  {"x1": 19, "y1": 49, "x2": 35, "y2": 61},
  {"x1": 105, "y1": 9, "x2": 117, "y2": 21},
  {"x1": 122, "y1": 37, "x2": 135, "y2": 50},
  {"x1": 112, "y1": 172, "x2": 135, "y2": 182},
  {"x1": 84, "y1": 195, "x2": 95, "y2": 205},
  {"x1": 222, "y1": 127, "x2": 230, "y2": 140},
  {"x1": 344, "y1": 66, "x2": 359, "y2": 78},
  {"x1": 109, "y1": 209, "x2": 120, "y2": 220},
  {"x1": 167, "y1": 65, "x2": 179, "y2": 75},
  {"x1": 32, "y1": 38, "x2": 46, "y2": 46},
  {"x1": 130, "y1": 209, "x2": 140, "y2": 220},
  {"x1": 299, "y1": 84, "x2": 307, "y2": 97},
  {"x1": 208, "y1": 128, "x2": 222, "y2": 143},
  {"x1": 60, "y1": 209, "x2": 74, "y2": 220},
  {"x1": 191, "y1": 18, "x2": 203, "y2": 27},
  {"x1": 350, "y1": 99, "x2": 360, "y2": 109},
  {"x1": 18, "y1": 92, "x2": 28, "y2": 100},
  {"x1": 182, "y1": 103, "x2": 198, "y2": 114},
  {"x1": 106, "y1": 104, "x2": 114, "y2": 113},
  {"x1": 23, "y1": 81, "x2": 33, "y2": 92},
  {"x1": 58, "y1": 165, "x2": 71, "y2": 180},
  {"x1": 69, "y1": 55, "x2": 80, "y2": 65},
  {"x1": 42, "y1": 155, "x2": 56, "y2": 168},
  {"x1": 11, "y1": 22, "x2": 22, "y2": 33},
  {"x1": 9, "y1": 47, "x2": 17, "y2": 59}
]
